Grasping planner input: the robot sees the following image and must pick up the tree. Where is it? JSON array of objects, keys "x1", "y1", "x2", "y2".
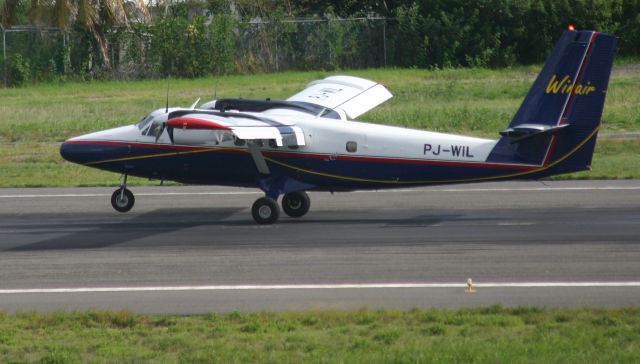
[{"x1": 1, "y1": 0, "x2": 146, "y2": 68}]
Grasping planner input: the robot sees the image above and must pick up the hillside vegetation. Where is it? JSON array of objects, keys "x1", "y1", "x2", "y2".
[{"x1": 1, "y1": 0, "x2": 639, "y2": 85}]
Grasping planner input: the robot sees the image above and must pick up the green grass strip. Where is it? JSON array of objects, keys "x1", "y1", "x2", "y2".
[{"x1": 0, "y1": 306, "x2": 638, "y2": 363}]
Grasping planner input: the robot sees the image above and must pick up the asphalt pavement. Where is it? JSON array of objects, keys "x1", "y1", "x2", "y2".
[{"x1": 0, "y1": 180, "x2": 639, "y2": 313}]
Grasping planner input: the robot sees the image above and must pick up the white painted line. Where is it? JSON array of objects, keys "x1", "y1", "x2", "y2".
[
  {"x1": 1, "y1": 282, "x2": 639, "y2": 294},
  {"x1": 497, "y1": 222, "x2": 535, "y2": 226},
  {"x1": 366, "y1": 186, "x2": 640, "y2": 193},
  {"x1": 1, "y1": 186, "x2": 639, "y2": 199},
  {"x1": 0, "y1": 192, "x2": 261, "y2": 198}
]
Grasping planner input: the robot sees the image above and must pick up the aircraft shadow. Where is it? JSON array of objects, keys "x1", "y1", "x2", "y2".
[
  {"x1": 5, "y1": 209, "x2": 493, "y2": 252},
  {"x1": 6, "y1": 208, "x2": 243, "y2": 252}
]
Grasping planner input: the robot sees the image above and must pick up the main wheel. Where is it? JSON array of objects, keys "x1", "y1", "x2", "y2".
[
  {"x1": 282, "y1": 191, "x2": 310, "y2": 218},
  {"x1": 111, "y1": 188, "x2": 135, "y2": 213},
  {"x1": 251, "y1": 197, "x2": 280, "y2": 224}
]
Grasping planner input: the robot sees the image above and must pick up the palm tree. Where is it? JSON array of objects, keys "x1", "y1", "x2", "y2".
[
  {"x1": 0, "y1": 0, "x2": 20, "y2": 26},
  {"x1": 1, "y1": 0, "x2": 147, "y2": 68}
]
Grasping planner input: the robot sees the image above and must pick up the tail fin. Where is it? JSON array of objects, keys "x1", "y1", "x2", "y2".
[{"x1": 488, "y1": 29, "x2": 617, "y2": 175}]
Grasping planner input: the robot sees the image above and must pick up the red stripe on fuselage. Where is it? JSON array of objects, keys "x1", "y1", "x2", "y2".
[
  {"x1": 63, "y1": 140, "x2": 537, "y2": 170},
  {"x1": 262, "y1": 150, "x2": 536, "y2": 170}
]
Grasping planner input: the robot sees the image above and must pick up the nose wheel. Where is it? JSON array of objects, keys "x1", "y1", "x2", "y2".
[
  {"x1": 252, "y1": 197, "x2": 280, "y2": 224},
  {"x1": 111, "y1": 174, "x2": 135, "y2": 213},
  {"x1": 111, "y1": 188, "x2": 135, "y2": 212}
]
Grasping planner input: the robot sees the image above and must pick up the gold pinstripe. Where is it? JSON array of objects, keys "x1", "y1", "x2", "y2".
[
  {"x1": 83, "y1": 127, "x2": 599, "y2": 184},
  {"x1": 265, "y1": 126, "x2": 599, "y2": 184},
  {"x1": 84, "y1": 147, "x2": 226, "y2": 166}
]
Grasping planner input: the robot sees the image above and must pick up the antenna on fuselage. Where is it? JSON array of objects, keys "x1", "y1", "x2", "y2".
[
  {"x1": 156, "y1": 77, "x2": 171, "y2": 144},
  {"x1": 165, "y1": 76, "x2": 170, "y2": 113},
  {"x1": 213, "y1": 66, "x2": 219, "y2": 100}
]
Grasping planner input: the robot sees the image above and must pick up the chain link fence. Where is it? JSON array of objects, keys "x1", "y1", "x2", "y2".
[
  {"x1": 1, "y1": 17, "x2": 390, "y2": 87},
  {"x1": 235, "y1": 17, "x2": 388, "y2": 73}
]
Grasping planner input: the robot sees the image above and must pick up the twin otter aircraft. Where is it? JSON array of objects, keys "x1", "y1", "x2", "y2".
[{"x1": 61, "y1": 29, "x2": 617, "y2": 224}]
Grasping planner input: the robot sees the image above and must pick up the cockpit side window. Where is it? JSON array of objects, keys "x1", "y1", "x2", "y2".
[
  {"x1": 145, "y1": 122, "x2": 164, "y2": 137},
  {"x1": 136, "y1": 115, "x2": 155, "y2": 130}
]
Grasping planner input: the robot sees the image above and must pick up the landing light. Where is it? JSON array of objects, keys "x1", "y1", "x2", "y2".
[{"x1": 568, "y1": 24, "x2": 576, "y2": 31}]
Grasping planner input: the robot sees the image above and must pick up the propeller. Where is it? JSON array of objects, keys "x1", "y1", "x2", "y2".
[
  {"x1": 155, "y1": 123, "x2": 165, "y2": 143},
  {"x1": 167, "y1": 126, "x2": 175, "y2": 144},
  {"x1": 155, "y1": 119, "x2": 175, "y2": 144},
  {"x1": 190, "y1": 97, "x2": 201, "y2": 109}
]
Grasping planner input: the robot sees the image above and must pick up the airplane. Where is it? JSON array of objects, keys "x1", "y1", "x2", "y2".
[{"x1": 60, "y1": 29, "x2": 617, "y2": 224}]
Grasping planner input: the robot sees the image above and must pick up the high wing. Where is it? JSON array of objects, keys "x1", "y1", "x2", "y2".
[
  {"x1": 165, "y1": 111, "x2": 305, "y2": 147},
  {"x1": 286, "y1": 75, "x2": 392, "y2": 119}
]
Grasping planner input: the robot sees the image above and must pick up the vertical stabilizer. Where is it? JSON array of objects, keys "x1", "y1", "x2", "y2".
[{"x1": 488, "y1": 30, "x2": 617, "y2": 175}]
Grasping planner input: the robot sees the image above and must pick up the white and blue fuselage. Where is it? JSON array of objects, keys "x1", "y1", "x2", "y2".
[{"x1": 61, "y1": 107, "x2": 536, "y2": 191}]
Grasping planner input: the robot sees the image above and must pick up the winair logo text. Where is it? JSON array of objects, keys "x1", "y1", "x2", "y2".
[{"x1": 545, "y1": 75, "x2": 596, "y2": 95}]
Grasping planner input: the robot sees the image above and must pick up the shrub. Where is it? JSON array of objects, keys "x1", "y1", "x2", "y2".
[{"x1": 6, "y1": 53, "x2": 31, "y2": 87}]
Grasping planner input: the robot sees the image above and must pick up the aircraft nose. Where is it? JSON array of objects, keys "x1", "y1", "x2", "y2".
[
  {"x1": 60, "y1": 139, "x2": 83, "y2": 164},
  {"x1": 60, "y1": 141, "x2": 74, "y2": 162}
]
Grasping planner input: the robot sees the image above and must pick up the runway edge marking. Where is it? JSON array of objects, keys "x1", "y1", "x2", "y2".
[
  {"x1": 2, "y1": 282, "x2": 640, "y2": 294},
  {"x1": 1, "y1": 186, "x2": 640, "y2": 199}
]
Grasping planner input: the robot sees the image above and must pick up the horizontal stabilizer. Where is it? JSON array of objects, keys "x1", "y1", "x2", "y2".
[{"x1": 500, "y1": 123, "x2": 570, "y2": 143}]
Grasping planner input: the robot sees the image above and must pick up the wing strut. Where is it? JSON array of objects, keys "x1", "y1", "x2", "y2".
[{"x1": 247, "y1": 142, "x2": 270, "y2": 175}]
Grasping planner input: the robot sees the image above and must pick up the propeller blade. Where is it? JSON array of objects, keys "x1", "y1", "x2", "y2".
[
  {"x1": 190, "y1": 98, "x2": 201, "y2": 109},
  {"x1": 167, "y1": 127, "x2": 175, "y2": 144},
  {"x1": 155, "y1": 124, "x2": 165, "y2": 143}
]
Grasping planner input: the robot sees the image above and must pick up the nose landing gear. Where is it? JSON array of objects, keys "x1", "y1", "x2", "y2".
[{"x1": 111, "y1": 174, "x2": 135, "y2": 213}]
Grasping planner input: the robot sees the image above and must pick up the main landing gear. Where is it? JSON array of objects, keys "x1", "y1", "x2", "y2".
[
  {"x1": 281, "y1": 191, "x2": 311, "y2": 218},
  {"x1": 111, "y1": 174, "x2": 135, "y2": 213},
  {"x1": 251, "y1": 191, "x2": 311, "y2": 224},
  {"x1": 107, "y1": 173, "x2": 309, "y2": 224}
]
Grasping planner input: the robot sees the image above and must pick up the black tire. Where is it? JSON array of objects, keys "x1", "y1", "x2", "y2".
[
  {"x1": 251, "y1": 197, "x2": 280, "y2": 224},
  {"x1": 282, "y1": 191, "x2": 310, "y2": 218},
  {"x1": 111, "y1": 188, "x2": 135, "y2": 213}
]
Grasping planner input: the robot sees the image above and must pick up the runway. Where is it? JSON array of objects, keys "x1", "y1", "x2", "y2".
[{"x1": 0, "y1": 180, "x2": 639, "y2": 313}]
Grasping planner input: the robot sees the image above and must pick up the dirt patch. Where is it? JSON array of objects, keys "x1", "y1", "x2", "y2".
[{"x1": 612, "y1": 63, "x2": 640, "y2": 76}]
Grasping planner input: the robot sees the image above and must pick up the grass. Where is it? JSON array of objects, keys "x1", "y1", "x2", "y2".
[
  {"x1": 0, "y1": 306, "x2": 638, "y2": 363},
  {"x1": 0, "y1": 66, "x2": 639, "y2": 187}
]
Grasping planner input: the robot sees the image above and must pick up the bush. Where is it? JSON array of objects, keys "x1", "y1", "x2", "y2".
[
  {"x1": 6, "y1": 53, "x2": 31, "y2": 87},
  {"x1": 389, "y1": 0, "x2": 640, "y2": 68}
]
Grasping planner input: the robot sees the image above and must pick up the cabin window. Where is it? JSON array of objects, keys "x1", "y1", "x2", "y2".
[
  {"x1": 346, "y1": 141, "x2": 357, "y2": 153},
  {"x1": 234, "y1": 137, "x2": 246, "y2": 146}
]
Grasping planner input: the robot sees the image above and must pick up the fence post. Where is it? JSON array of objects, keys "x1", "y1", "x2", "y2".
[
  {"x1": 382, "y1": 18, "x2": 387, "y2": 68},
  {"x1": 274, "y1": 23, "x2": 279, "y2": 72},
  {"x1": 1, "y1": 24, "x2": 6, "y2": 87}
]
